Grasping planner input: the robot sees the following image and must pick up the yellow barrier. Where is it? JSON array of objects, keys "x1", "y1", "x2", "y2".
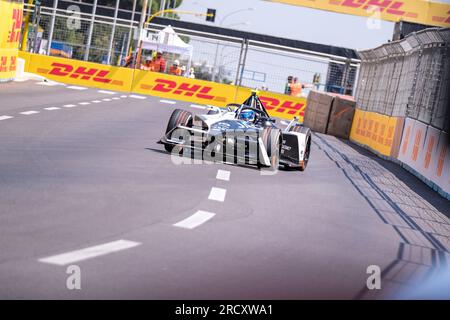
[
  {"x1": 18, "y1": 52, "x2": 307, "y2": 121},
  {"x1": 22, "y1": 53, "x2": 134, "y2": 92},
  {"x1": 0, "y1": 0, "x2": 23, "y2": 81},
  {"x1": 350, "y1": 109, "x2": 403, "y2": 157},
  {"x1": 270, "y1": 0, "x2": 450, "y2": 28}
]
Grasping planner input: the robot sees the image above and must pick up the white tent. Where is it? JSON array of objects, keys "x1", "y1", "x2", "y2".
[{"x1": 140, "y1": 26, "x2": 193, "y2": 69}]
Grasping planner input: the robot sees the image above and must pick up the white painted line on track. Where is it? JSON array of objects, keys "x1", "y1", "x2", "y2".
[
  {"x1": 102, "y1": 98, "x2": 112, "y2": 102},
  {"x1": 63, "y1": 104, "x2": 76, "y2": 108},
  {"x1": 216, "y1": 169, "x2": 230, "y2": 181},
  {"x1": 189, "y1": 104, "x2": 207, "y2": 109},
  {"x1": 38, "y1": 240, "x2": 141, "y2": 266},
  {"x1": 173, "y1": 210, "x2": 216, "y2": 229},
  {"x1": 20, "y1": 111, "x2": 39, "y2": 115},
  {"x1": 67, "y1": 85, "x2": 87, "y2": 90},
  {"x1": 36, "y1": 81, "x2": 60, "y2": 86},
  {"x1": 120, "y1": 95, "x2": 127, "y2": 98},
  {"x1": 160, "y1": 99, "x2": 176, "y2": 105},
  {"x1": 44, "y1": 107, "x2": 60, "y2": 111},
  {"x1": 112, "y1": 97, "x2": 120, "y2": 100},
  {"x1": 79, "y1": 102, "x2": 91, "y2": 105},
  {"x1": 208, "y1": 187, "x2": 227, "y2": 202},
  {"x1": 0, "y1": 115, "x2": 13, "y2": 121},
  {"x1": 129, "y1": 94, "x2": 146, "y2": 100},
  {"x1": 91, "y1": 100, "x2": 102, "y2": 103},
  {"x1": 98, "y1": 90, "x2": 116, "y2": 95}
]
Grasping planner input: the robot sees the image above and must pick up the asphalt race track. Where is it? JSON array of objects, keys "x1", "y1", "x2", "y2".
[{"x1": 0, "y1": 80, "x2": 449, "y2": 299}]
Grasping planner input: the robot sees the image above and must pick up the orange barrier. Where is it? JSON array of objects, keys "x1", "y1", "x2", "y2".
[
  {"x1": 19, "y1": 52, "x2": 306, "y2": 121},
  {"x1": 349, "y1": 109, "x2": 403, "y2": 157},
  {"x1": 0, "y1": 0, "x2": 23, "y2": 81}
]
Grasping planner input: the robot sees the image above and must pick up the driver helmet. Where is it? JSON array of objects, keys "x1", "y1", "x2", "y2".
[{"x1": 239, "y1": 109, "x2": 255, "y2": 122}]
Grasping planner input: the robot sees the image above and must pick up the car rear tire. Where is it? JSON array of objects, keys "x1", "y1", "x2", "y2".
[
  {"x1": 165, "y1": 109, "x2": 192, "y2": 152},
  {"x1": 259, "y1": 127, "x2": 281, "y2": 171},
  {"x1": 289, "y1": 125, "x2": 311, "y2": 171}
]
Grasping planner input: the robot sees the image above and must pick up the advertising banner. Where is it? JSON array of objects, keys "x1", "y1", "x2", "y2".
[
  {"x1": 350, "y1": 108, "x2": 402, "y2": 157},
  {"x1": 269, "y1": 0, "x2": 450, "y2": 28},
  {"x1": 0, "y1": 0, "x2": 23, "y2": 81},
  {"x1": 25, "y1": 53, "x2": 134, "y2": 92}
]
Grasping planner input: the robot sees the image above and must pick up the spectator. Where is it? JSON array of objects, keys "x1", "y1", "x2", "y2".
[
  {"x1": 290, "y1": 77, "x2": 313, "y2": 97},
  {"x1": 188, "y1": 67, "x2": 196, "y2": 79},
  {"x1": 150, "y1": 51, "x2": 166, "y2": 73},
  {"x1": 168, "y1": 60, "x2": 182, "y2": 76},
  {"x1": 123, "y1": 54, "x2": 133, "y2": 68},
  {"x1": 284, "y1": 76, "x2": 293, "y2": 95},
  {"x1": 141, "y1": 56, "x2": 153, "y2": 71}
]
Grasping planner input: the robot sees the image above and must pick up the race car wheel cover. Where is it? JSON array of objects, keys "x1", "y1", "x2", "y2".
[{"x1": 165, "y1": 109, "x2": 193, "y2": 152}]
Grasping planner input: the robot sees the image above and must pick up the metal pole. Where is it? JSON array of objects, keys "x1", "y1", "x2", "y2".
[
  {"x1": 106, "y1": 0, "x2": 120, "y2": 65},
  {"x1": 125, "y1": 0, "x2": 137, "y2": 58},
  {"x1": 234, "y1": 39, "x2": 244, "y2": 85},
  {"x1": 160, "y1": 0, "x2": 166, "y2": 17},
  {"x1": 32, "y1": 5, "x2": 42, "y2": 53},
  {"x1": 84, "y1": 0, "x2": 98, "y2": 61},
  {"x1": 47, "y1": 0, "x2": 59, "y2": 55},
  {"x1": 211, "y1": 41, "x2": 220, "y2": 82},
  {"x1": 238, "y1": 39, "x2": 249, "y2": 86},
  {"x1": 148, "y1": 0, "x2": 153, "y2": 16},
  {"x1": 134, "y1": 0, "x2": 149, "y2": 69}
]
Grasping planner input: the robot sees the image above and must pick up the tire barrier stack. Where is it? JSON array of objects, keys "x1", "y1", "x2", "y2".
[{"x1": 351, "y1": 27, "x2": 450, "y2": 199}]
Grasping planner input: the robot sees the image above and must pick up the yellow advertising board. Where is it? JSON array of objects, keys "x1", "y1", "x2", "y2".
[
  {"x1": 270, "y1": 0, "x2": 450, "y2": 28},
  {"x1": 23, "y1": 53, "x2": 135, "y2": 92},
  {"x1": 19, "y1": 52, "x2": 307, "y2": 122},
  {"x1": 350, "y1": 108, "x2": 403, "y2": 156},
  {"x1": 132, "y1": 69, "x2": 239, "y2": 107},
  {"x1": 0, "y1": 0, "x2": 23, "y2": 81}
]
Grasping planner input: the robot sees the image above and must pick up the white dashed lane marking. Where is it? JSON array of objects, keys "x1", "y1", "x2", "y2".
[
  {"x1": 216, "y1": 170, "x2": 230, "y2": 181},
  {"x1": 102, "y1": 98, "x2": 112, "y2": 102},
  {"x1": 189, "y1": 104, "x2": 207, "y2": 109},
  {"x1": 112, "y1": 97, "x2": 120, "y2": 100},
  {"x1": 208, "y1": 187, "x2": 227, "y2": 202},
  {"x1": 120, "y1": 95, "x2": 127, "y2": 98},
  {"x1": 63, "y1": 104, "x2": 76, "y2": 108},
  {"x1": 92, "y1": 100, "x2": 102, "y2": 103},
  {"x1": 0, "y1": 115, "x2": 13, "y2": 121},
  {"x1": 67, "y1": 85, "x2": 87, "y2": 90},
  {"x1": 20, "y1": 111, "x2": 39, "y2": 115},
  {"x1": 160, "y1": 99, "x2": 176, "y2": 105},
  {"x1": 36, "y1": 81, "x2": 61, "y2": 86},
  {"x1": 173, "y1": 210, "x2": 216, "y2": 229},
  {"x1": 44, "y1": 107, "x2": 60, "y2": 111},
  {"x1": 78, "y1": 102, "x2": 91, "y2": 105},
  {"x1": 38, "y1": 240, "x2": 141, "y2": 266},
  {"x1": 129, "y1": 95, "x2": 146, "y2": 100},
  {"x1": 98, "y1": 90, "x2": 116, "y2": 95}
]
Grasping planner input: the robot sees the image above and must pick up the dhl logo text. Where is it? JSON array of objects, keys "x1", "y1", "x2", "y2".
[
  {"x1": 143, "y1": 79, "x2": 224, "y2": 102},
  {"x1": 8, "y1": 8, "x2": 23, "y2": 44},
  {"x1": 330, "y1": 0, "x2": 414, "y2": 17},
  {"x1": 46, "y1": 62, "x2": 114, "y2": 84},
  {"x1": 260, "y1": 96, "x2": 306, "y2": 117},
  {"x1": 0, "y1": 55, "x2": 16, "y2": 73}
]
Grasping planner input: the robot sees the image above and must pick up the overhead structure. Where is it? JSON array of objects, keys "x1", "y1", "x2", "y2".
[{"x1": 268, "y1": 0, "x2": 450, "y2": 28}]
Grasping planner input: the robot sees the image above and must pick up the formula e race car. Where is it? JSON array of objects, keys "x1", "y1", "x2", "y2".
[{"x1": 158, "y1": 92, "x2": 311, "y2": 171}]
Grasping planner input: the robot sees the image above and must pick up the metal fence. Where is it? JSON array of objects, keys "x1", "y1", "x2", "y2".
[
  {"x1": 356, "y1": 27, "x2": 450, "y2": 132},
  {"x1": 22, "y1": 0, "x2": 360, "y2": 96}
]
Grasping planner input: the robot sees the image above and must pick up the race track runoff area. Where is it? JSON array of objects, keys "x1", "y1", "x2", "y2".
[{"x1": 0, "y1": 80, "x2": 449, "y2": 299}]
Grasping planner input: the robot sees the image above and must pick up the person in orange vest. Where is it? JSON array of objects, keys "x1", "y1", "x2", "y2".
[
  {"x1": 290, "y1": 77, "x2": 313, "y2": 97},
  {"x1": 150, "y1": 51, "x2": 166, "y2": 73},
  {"x1": 141, "y1": 56, "x2": 153, "y2": 71},
  {"x1": 168, "y1": 60, "x2": 182, "y2": 76}
]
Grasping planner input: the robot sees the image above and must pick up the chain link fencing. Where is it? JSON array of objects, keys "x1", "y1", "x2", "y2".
[
  {"x1": 22, "y1": 0, "x2": 359, "y2": 96},
  {"x1": 356, "y1": 27, "x2": 450, "y2": 132}
]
